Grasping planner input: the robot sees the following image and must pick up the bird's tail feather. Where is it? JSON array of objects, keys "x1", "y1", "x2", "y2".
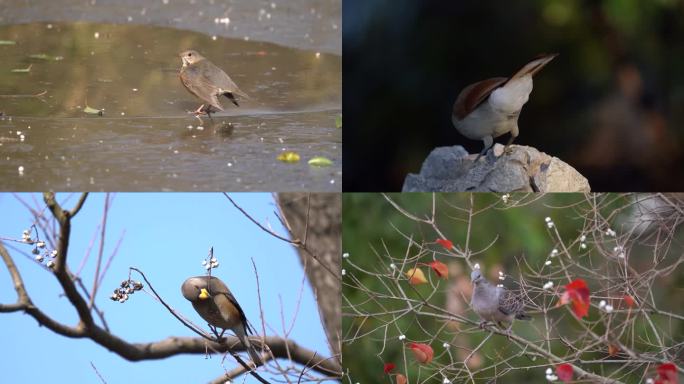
[
  {"x1": 235, "y1": 326, "x2": 263, "y2": 365},
  {"x1": 224, "y1": 92, "x2": 240, "y2": 107}
]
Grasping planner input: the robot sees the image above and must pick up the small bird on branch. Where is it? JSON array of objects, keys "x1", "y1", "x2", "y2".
[{"x1": 470, "y1": 268, "x2": 531, "y2": 330}]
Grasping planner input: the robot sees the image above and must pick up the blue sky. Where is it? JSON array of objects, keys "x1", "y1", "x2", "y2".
[{"x1": 0, "y1": 193, "x2": 331, "y2": 383}]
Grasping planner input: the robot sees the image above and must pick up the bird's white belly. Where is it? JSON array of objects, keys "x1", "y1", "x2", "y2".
[
  {"x1": 489, "y1": 76, "x2": 533, "y2": 113},
  {"x1": 453, "y1": 101, "x2": 518, "y2": 140}
]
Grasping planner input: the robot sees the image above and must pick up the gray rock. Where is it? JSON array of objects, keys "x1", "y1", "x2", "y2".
[{"x1": 402, "y1": 144, "x2": 590, "y2": 192}]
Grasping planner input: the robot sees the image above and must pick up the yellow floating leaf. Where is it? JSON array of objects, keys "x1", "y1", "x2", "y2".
[
  {"x1": 29, "y1": 53, "x2": 63, "y2": 61},
  {"x1": 84, "y1": 105, "x2": 104, "y2": 116},
  {"x1": 405, "y1": 267, "x2": 428, "y2": 285},
  {"x1": 277, "y1": 151, "x2": 300, "y2": 163},
  {"x1": 0, "y1": 40, "x2": 16, "y2": 45},
  {"x1": 308, "y1": 156, "x2": 333, "y2": 167},
  {"x1": 335, "y1": 115, "x2": 342, "y2": 129},
  {"x1": 11, "y1": 64, "x2": 32, "y2": 73}
]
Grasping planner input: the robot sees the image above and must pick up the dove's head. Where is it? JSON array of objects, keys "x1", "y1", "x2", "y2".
[{"x1": 471, "y1": 269, "x2": 483, "y2": 284}]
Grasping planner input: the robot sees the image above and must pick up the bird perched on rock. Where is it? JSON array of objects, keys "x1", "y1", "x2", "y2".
[
  {"x1": 470, "y1": 269, "x2": 531, "y2": 329},
  {"x1": 181, "y1": 275, "x2": 263, "y2": 365},
  {"x1": 452, "y1": 54, "x2": 557, "y2": 161},
  {"x1": 179, "y1": 49, "x2": 249, "y2": 117}
]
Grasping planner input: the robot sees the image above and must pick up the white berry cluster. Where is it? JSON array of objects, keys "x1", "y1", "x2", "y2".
[
  {"x1": 22, "y1": 227, "x2": 58, "y2": 269},
  {"x1": 110, "y1": 279, "x2": 144, "y2": 303},
  {"x1": 202, "y1": 255, "x2": 220, "y2": 270},
  {"x1": 579, "y1": 234, "x2": 587, "y2": 250},
  {"x1": 544, "y1": 217, "x2": 554, "y2": 229},
  {"x1": 545, "y1": 368, "x2": 558, "y2": 381},
  {"x1": 598, "y1": 300, "x2": 614, "y2": 313}
]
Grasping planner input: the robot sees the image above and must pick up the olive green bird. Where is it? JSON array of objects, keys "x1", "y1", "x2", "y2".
[
  {"x1": 179, "y1": 49, "x2": 249, "y2": 117},
  {"x1": 181, "y1": 275, "x2": 263, "y2": 365}
]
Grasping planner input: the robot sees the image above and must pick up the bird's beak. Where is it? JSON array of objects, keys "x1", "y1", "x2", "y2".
[{"x1": 198, "y1": 288, "x2": 211, "y2": 300}]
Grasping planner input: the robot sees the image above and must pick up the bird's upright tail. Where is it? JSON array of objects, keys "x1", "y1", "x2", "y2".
[{"x1": 235, "y1": 326, "x2": 263, "y2": 366}]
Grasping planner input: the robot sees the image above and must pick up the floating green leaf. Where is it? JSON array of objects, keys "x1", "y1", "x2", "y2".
[
  {"x1": 84, "y1": 105, "x2": 104, "y2": 116},
  {"x1": 0, "y1": 40, "x2": 16, "y2": 45},
  {"x1": 29, "y1": 53, "x2": 64, "y2": 61},
  {"x1": 308, "y1": 156, "x2": 333, "y2": 167},
  {"x1": 335, "y1": 115, "x2": 342, "y2": 129},
  {"x1": 277, "y1": 151, "x2": 300, "y2": 163},
  {"x1": 11, "y1": 64, "x2": 32, "y2": 73}
]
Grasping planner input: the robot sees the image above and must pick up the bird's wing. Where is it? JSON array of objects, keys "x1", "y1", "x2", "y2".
[
  {"x1": 453, "y1": 77, "x2": 508, "y2": 120},
  {"x1": 180, "y1": 66, "x2": 224, "y2": 110},
  {"x1": 214, "y1": 291, "x2": 250, "y2": 331},
  {"x1": 200, "y1": 61, "x2": 249, "y2": 99},
  {"x1": 498, "y1": 288, "x2": 525, "y2": 316}
]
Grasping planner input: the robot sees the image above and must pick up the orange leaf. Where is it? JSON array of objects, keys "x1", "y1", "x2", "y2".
[
  {"x1": 436, "y1": 238, "x2": 453, "y2": 250},
  {"x1": 395, "y1": 374, "x2": 407, "y2": 384},
  {"x1": 560, "y1": 279, "x2": 590, "y2": 318},
  {"x1": 608, "y1": 344, "x2": 620, "y2": 356},
  {"x1": 623, "y1": 294, "x2": 635, "y2": 308},
  {"x1": 383, "y1": 362, "x2": 396, "y2": 374},
  {"x1": 409, "y1": 342, "x2": 434, "y2": 364},
  {"x1": 556, "y1": 363, "x2": 573, "y2": 382},
  {"x1": 405, "y1": 268, "x2": 428, "y2": 285},
  {"x1": 429, "y1": 261, "x2": 449, "y2": 279}
]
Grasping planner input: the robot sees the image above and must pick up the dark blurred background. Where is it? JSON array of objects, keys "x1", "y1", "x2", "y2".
[{"x1": 343, "y1": 0, "x2": 684, "y2": 191}]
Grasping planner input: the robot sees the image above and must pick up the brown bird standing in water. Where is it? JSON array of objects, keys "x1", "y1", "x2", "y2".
[{"x1": 179, "y1": 49, "x2": 249, "y2": 117}]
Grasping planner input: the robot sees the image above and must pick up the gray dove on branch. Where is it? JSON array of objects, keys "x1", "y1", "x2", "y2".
[{"x1": 470, "y1": 269, "x2": 531, "y2": 329}]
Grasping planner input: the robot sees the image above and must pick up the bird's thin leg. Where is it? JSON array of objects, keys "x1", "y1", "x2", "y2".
[
  {"x1": 188, "y1": 104, "x2": 208, "y2": 116},
  {"x1": 503, "y1": 130, "x2": 518, "y2": 155},
  {"x1": 474, "y1": 135, "x2": 494, "y2": 162},
  {"x1": 208, "y1": 324, "x2": 221, "y2": 340},
  {"x1": 499, "y1": 321, "x2": 513, "y2": 340},
  {"x1": 478, "y1": 321, "x2": 488, "y2": 329}
]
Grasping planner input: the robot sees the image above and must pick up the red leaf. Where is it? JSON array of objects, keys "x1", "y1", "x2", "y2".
[
  {"x1": 560, "y1": 279, "x2": 591, "y2": 318},
  {"x1": 429, "y1": 261, "x2": 449, "y2": 279},
  {"x1": 395, "y1": 374, "x2": 407, "y2": 384},
  {"x1": 608, "y1": 344, "x2": 620, "y2": 356},
  {"x1": 408, "y1": 342, "x2": 434, "y2": 364},
  {"x1": 556, "y1": 363, "x2": 573, "y2": 382},
  {"x1": 656, "y1": 363, "x2": 678, "y2": 384},
  {"x1": 436, "y1": 238, "x2": 453, "y2": 250},
  {"x1": 383, "y1": 362, "x2": 396, "y2": 374},
  {"x1": 623, "y1": 294, "x2": 635, "y2": 308}
]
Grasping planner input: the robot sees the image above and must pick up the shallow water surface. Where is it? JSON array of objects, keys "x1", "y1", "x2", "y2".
[{"x1": 0, "y1": 22, "x2": 341, "y2": 191}]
